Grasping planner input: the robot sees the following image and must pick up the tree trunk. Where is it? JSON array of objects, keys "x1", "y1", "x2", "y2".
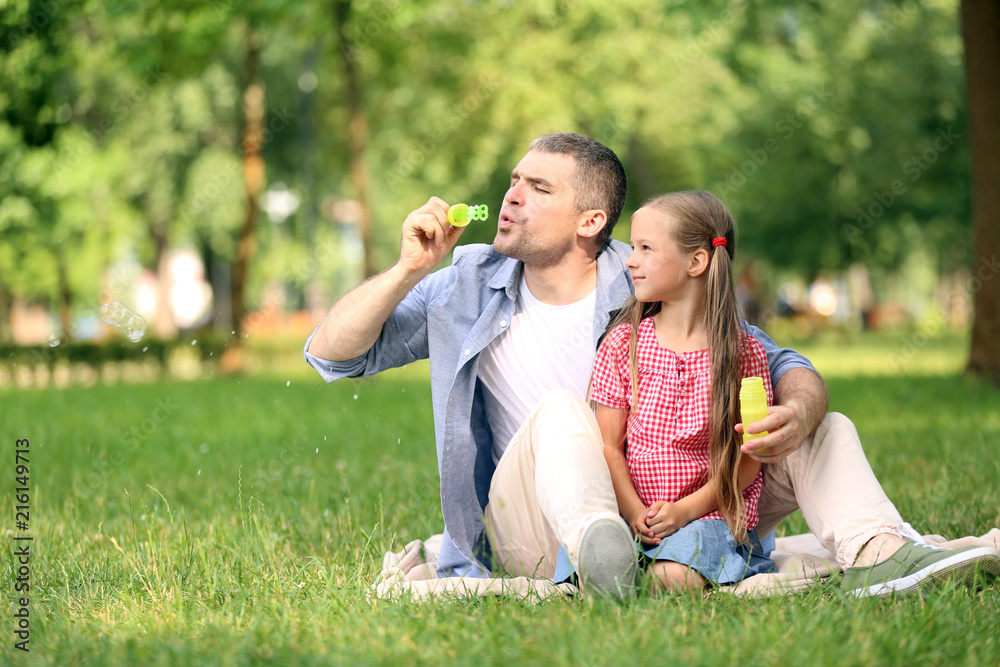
[
  {"x1": 333, "y1": 0, "x2": 376, "y2": 279},
  {"x1": 961, "y1": 0, "x2": 1000, "y2": 385},
  {"x1": 0, "y1": 288, "x2": 11, "y2": 343},
  {"x1": 231, "y1": 26, "x2": 265, "y2": 343},
  {"x1": 150, "y1": 224, "x2": 177, "y2": 340},
  {"x1": 56, "y1": 252, "x2": 73, "y2": 342}
]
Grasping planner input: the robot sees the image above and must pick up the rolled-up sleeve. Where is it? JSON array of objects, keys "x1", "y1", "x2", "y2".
[
  {"x1": 744, "y1": 323, "x2": 817, "y2": 385},
  {"x1": 304, "y1": 274, "x2": 442, "y2": 383}
]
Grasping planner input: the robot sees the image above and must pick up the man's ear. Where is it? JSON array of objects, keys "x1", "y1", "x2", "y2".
[
  {"x1": 577, "y1": 209, "x2": 608, "y2": 241},
  {"x1": 688, "y1": 248, "x2": 710, "y2": 277}
]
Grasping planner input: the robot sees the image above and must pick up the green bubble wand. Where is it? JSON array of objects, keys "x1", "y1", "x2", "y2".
[{"x1": 447, "y1": 203, "x2": 489, "y2": 227}]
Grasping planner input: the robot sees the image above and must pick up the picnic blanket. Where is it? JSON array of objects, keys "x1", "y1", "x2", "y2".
[{"x1": 371, "y1": 527, "x2": 1000, "y2": 602}]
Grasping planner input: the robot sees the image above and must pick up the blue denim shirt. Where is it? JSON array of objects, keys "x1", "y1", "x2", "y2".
[{"x1": 304, "y1": 241, "x2": 815, "y2": 577}]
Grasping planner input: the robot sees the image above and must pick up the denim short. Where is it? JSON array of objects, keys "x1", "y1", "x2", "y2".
[{"x1": 641, "y1": 519, "x2": 776, "y2": 585}]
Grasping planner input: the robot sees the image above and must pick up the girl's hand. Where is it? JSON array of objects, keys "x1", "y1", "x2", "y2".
[
  {"x1": 645, "y1": 501, "x2": 689, "y2": 540},
  {"x1": 628, "y1": 509, "x2": 659, "y2": 545}
]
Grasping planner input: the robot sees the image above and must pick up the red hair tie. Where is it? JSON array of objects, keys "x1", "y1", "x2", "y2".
[{"x1": 712, "y1": 237, "x2": 727, "y2": 248}]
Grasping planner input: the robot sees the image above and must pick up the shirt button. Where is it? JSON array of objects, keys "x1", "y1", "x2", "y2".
[
  {"x1": 464, "y1": 349, "x2": 471, "y2": 355},
  {"x1": 500, "y1": 320, "x2": 508, "y2": 327}
]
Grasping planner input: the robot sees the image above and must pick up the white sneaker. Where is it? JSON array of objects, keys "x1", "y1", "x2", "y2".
[{"x1": 577, "y1": 517, "x2": 639, "y2": 599}]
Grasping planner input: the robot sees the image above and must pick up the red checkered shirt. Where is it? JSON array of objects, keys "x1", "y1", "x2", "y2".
[{"x1": 590, "y1": 317, "x2": 773, "y2": 526}]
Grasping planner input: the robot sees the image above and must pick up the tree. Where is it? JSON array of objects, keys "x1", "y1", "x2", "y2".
[
  {"x1": 701, "y1": 1, "x2": 969, "y2": 283},
  {"x1": 961, "y1": 0, "x2": 1000, "y2": 385},
  {"x1": 230, "y1": 25, "x2": 265, "y2": 344},
  {"x1": 331, "y1": 0, "x2": 375, "y2": 279}
]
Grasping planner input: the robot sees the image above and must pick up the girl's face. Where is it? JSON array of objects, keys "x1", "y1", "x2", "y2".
[{"x1": 626, "y1": 207, "x2": 699, "y2": 303}]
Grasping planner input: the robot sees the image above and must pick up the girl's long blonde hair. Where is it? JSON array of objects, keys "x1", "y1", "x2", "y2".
[{"x1": 610, "y1": 190, "x2": 750, "y2": 543}]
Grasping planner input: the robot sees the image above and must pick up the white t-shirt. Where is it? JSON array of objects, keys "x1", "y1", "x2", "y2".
[{"x1": 477, "y1": 275, "x2": 597, "y2": 463}]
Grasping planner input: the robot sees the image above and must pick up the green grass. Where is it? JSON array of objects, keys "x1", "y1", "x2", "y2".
[{"x1": 1, "y1": 334, "x2": 999, "y2": 666}]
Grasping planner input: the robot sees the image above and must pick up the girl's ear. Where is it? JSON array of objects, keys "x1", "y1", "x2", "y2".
[{"x1": 688, "y1": 248, "x2": 710, "y2": 277}]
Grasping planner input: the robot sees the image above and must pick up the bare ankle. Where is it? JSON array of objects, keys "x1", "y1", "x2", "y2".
[{"x1": 854, "y1": 533, "x2": 908, "y2": 568}]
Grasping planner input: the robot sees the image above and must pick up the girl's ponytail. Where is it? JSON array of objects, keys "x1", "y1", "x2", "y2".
[{"x1": 704, "y1": 229, "x2": 747, "y2": 544}]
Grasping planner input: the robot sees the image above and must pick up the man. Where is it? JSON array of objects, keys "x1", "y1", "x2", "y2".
[{"x1": 306, "y1": 132, "x2": 1000, "y2": 597}]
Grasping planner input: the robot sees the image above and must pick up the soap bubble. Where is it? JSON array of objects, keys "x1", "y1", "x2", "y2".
[
  {"x1": 48, "y1": 333, "x2": 61, "y2": 347},
  {"x1": 98, "y1": 302, "x2": 147, "y2": 343},
  {"x1": 99, "y1": 302, "x2": 128, "y2": 326},
  {"x1": 123, "y1": 313, "x2": 147, "y2": 343},
  {"x1": 98, "y1": 303, "x2": 114, "y2": 323}
]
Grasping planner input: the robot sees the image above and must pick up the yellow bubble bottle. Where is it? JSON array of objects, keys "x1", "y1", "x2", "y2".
[{"x1": 739, "y1": 376, "x2": 770, "y2": 444}]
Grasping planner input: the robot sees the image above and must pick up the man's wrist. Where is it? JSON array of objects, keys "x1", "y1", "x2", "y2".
[
  {"x1": 388, "y1": 261, "x2": 429, "y2": 290},
  {"x1": 785, "y1": 395, "x2": 821, "y2": 435}
]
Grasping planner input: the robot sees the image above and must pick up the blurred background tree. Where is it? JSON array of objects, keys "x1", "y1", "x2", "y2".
[
  {"x1": 0, "y1": 0, "x2": 995, "y2": 382},
  {"x1": 960, "y1": 0, "x2": 1000, "y2": 384}
]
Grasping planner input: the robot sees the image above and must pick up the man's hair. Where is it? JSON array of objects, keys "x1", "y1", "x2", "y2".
[{"x1": 528, "y1": 132, "x2": 627, "y2": 248}]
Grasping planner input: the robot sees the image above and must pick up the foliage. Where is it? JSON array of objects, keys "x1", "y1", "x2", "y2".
[
  {"x1": 0, "y1": 335, "x2": 240, "y2": 375},
  {"x1": 0, "y1": 0, "x2": 972, "y2": 338}
]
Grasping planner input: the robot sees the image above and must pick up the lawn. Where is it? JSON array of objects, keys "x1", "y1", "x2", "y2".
[{"x1": 1, "y1": 331, "x2": 999, "y2": 666}]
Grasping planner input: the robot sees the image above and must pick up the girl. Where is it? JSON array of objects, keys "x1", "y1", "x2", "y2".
[{"x1": 590, "y1": 190, "x2": 776, "y2": 592}]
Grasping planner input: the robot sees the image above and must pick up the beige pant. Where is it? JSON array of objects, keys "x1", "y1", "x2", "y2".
[
  {"x1": 484, "y1": 391, "x2": 902, "y2": 575},
  {"x1": 484, "y1": 390, "x2": 621, "y2": 578},
  {"x1": 757, "y1": 411, "x2": 903, "y2": 567}
]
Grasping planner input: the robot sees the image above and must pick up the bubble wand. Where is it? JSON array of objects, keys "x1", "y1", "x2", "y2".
[{"x1": 447, "y1": 203, "x2": 489, "y2": 227}]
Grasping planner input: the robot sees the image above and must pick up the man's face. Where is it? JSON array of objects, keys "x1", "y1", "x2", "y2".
[{"x1": 494, "y1": 150, "x2": 583, "y2": 266}]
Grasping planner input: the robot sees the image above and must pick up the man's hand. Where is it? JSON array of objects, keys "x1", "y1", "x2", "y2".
[
  {"x1": 306, "y1": 196, "x2": 468, "y2": 362},
  {"x1": 737, "y1": 404, "x2": 807, "y2": 464},
  {"x1": 739, "y1": 367, "x2": 828, "y2": 464},
  {"x1": 399, "y1": 197, "x2": 468, "y2": 276}
]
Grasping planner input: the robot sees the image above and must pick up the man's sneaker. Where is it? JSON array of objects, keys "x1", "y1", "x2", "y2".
[
  {"x1": 577, "y1": 517, "x2": 639, "y2": 599},
  {"x1": 842, "y1": 540, "x2": 1000, "y2": 597}
]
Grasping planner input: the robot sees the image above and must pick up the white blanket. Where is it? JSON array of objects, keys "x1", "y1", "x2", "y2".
[{"x1": 371, "y1": 529, "x2": 1000, "y2": 602}]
